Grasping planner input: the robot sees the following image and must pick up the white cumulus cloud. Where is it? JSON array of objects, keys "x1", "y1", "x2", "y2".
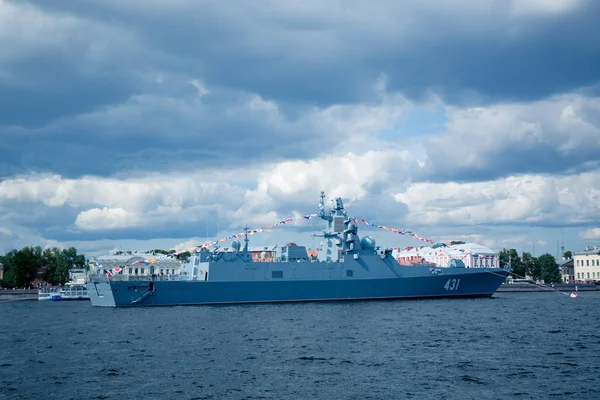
[{"x1": 579, "y1": 228, "x2": 600, "y2": 242}]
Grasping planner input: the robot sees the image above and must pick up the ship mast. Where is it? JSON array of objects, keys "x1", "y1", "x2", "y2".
[
  {"x1": 242, "y1": 224, "x2": 249, "y2": 255},
  {"x1": 318, "y1": 191, "x2": 330, "y2": 221},
  {"x1": 315, "y1": 191, "x2": 359, "y2": 262}
]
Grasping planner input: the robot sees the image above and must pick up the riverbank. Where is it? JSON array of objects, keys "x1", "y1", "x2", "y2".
[
  {"x1": 497, "y1": 283, "x2": 598, "y2": 292},
  {"x1": 0, "y1": 289, "x2": 38, "y2": 302}
]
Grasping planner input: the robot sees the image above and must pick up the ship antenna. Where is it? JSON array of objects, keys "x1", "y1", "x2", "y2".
[
  {"x1": 319, "y1": 191, "x2": 325, "y2": 217},
  {"x1": 243, "y1": 224, "x2": 249, "y2": 254}
]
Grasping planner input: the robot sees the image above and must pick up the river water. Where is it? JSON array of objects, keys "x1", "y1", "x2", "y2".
[{"x1": 1, "y1": 292, "x2": 599, "y2": 400}]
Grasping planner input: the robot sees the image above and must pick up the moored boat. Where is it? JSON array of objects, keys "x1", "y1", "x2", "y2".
[{"x1": 39, "y1": 283, "x2": 90, "y2": 301}]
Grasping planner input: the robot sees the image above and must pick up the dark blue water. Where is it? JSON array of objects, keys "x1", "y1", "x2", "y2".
[{"x1": 1, "y1": 292, "x2": 600, "y2": 400}]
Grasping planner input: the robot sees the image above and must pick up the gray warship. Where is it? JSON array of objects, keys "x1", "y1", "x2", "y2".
[{"x1": 87, "y1": 192, "x2": 510, "y2": 307}]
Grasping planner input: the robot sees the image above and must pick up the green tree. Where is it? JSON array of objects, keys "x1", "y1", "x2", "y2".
[
  {"x1": 0, "y1": 249, "x2": 18, "y2": 288},
  {"x1": 522, "y1": 252, "x2": 539, "y2": 281},
  {"x1": 43, "y1": 247, "x2": 87, "y2": 285},
  {"x1": 43, "y1": 248, "x2": 68, "y2": 285},
  {"x1": 499, "y1": 248, "x2": 526, "y2": 277},
  {"x1": 8, "y1": 246, "x2": 44, "y2": 288},
  {"x1": 433, "y1": 240, "x2": 465, "y2": 249},
  {"x1": 563, "y1": 250, "x2": 572, "y2": 260},
  {"x1": 175, "y1": 251, "x2": 191, "y2": 263},
  {"x1": 537, "y1": 253, "x2": 561, "y2": 283},
  {"x1": 64, "y1": 247, "x2": 86, "y2": 268},
  {"x1": 1, "y1": 246, "x2": 86, "y2": 287},
  {"x1": 152, "y1": 249, "x2": 170, "y2": 255}
]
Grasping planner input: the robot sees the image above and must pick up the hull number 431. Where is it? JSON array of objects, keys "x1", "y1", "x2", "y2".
[{"x1": 444, "y1": 278, "x2": 460, "y2": 291}]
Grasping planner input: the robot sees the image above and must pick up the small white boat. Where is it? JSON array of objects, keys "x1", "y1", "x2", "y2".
[{"x1": 38, "y1": 283, "x2": 90, "y2": 301}]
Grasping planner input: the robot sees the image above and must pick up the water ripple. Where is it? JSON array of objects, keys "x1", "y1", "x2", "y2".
[{"x1": 1, "y1": 292, "x2": 600, "y2": 399}]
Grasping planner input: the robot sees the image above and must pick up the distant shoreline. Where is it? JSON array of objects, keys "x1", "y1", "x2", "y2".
[
  {"x1": 0, "y1": 289, "x2": 38, "y2": 302},
  {"x1": 498, "y1": 283, "x2": 598, "y2": 292}
]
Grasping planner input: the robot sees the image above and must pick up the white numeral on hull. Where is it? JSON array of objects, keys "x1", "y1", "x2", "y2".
[{"x1": 444, "y1": 278, "x2": 460, "y2": 291}]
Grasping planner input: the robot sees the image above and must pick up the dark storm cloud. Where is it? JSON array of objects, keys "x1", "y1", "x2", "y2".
[
  {"x1": 1, "y1": 0, "x2": 600, "y2": 179},
  {"x1": 0, "y1": 62, "x2": 135, "y2": 128},
  {"x1": 0, "y1": 89, "x2": 342, "y2": 178},
  {"x1": 26, "y1": 0, "x2": 600, "y2": 105}
]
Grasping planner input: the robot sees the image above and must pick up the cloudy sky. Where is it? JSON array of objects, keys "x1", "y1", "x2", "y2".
[{"x1": 1, "y1": 0, "x2": 599, "y2": 258}]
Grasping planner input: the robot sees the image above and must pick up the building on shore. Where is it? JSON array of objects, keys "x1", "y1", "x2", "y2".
[
  {"x1": 0, "y1": 263, "x2": 3, "y2": 280},
  {"x1": 187, "y1": 243, "x2": 317, "y2": 262},
  {"x1": 560, "y1": 258, "x2": 575, "y2": 284},
  {"x1": 573, "y1": 245, "x2": 600, "y2": 283},
  {"x1": 248, "y1": 246, "x2": 277, "y2": 262},
  {"x1": 92, "y1": 252, "x2": 181, "y2": 277},
  {"x1": 393, "y1": 243, "x2": 499, "y2": 268}
]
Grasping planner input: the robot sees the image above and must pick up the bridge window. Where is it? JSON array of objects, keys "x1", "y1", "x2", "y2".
[
  {"x1": 135, "y1": 268, "x2": 138, "y2": 275},
  {"x1": 141, "y1": 268, "x2": 144, "y2": 275},
  {"x1": 129, "y1": 268, "x2": 132, "y2": 275},
  {"x1": 272, "y1": 271, "x2": 283, "y2": 279}
]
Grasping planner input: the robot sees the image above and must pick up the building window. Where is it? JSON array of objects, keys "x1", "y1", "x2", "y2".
[
  {"x1": 346, "y1": 270, "x2": 353, "y2": 277},
  {"x1": 587, "y1": 260, "x2": 589, "y2": 266},
  {"x1": 587, "y1": 272, "x2": 590, "y2": 279},
  {"x1": 577, "y1": 260, "x2": 580, "y2": 266},
  {"x1": 577, "y1": 272, "x2": 580, "y2": 279},
  {"x1": 272, "y1": 271, "x2": 283, "y2": 279},
  {"x1": 172, "y1": 269, "x2": 175, "y2": 275}
]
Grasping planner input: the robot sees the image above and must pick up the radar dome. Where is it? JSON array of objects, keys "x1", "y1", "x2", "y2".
[
  {"x1": 448, "y1": 259, "x2": 465, "y2": 268},
  {"x1": 231, "y1": 240, "x2": 241, "y2": 252},
  {"x1": 360, "y1": 236, "x2": 376, "y2": 250}
]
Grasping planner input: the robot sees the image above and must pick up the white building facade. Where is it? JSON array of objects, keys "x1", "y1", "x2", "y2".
[
  {"x1": 393, "y1": 243, "x2": 499, "y2": 268},
  {"x1": 93, "y1": 252, "x2": 181, "y2": 278},
  {"x1": 573, "y1": 246, "x2": 600, "y2": 283}
]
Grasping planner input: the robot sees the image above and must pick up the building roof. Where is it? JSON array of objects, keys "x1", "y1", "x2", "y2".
[
  {"x1": 574, "y1": 246, "x2": 600, "y2": 256},
  {"x1": 248, "y1": 246, "x2": 277, "y2": 252},
  {"x1": 560, "y1": 258, "x2": 574, "y2": 267},
  {"x1": 446, "y1": 242, "x2": 496, "y2": 255},
  {"x1": 96, "y1": 255, "x2": 147, "y2": 262}
]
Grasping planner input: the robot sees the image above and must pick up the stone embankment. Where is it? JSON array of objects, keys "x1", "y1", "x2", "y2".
[{"x1": 0, "y1": 289, "x2": 38, "y2": 302}]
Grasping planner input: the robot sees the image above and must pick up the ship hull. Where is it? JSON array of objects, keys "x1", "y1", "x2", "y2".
[{"x1": 87, "y1": 268, "x2": 509, "y2": 307}]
